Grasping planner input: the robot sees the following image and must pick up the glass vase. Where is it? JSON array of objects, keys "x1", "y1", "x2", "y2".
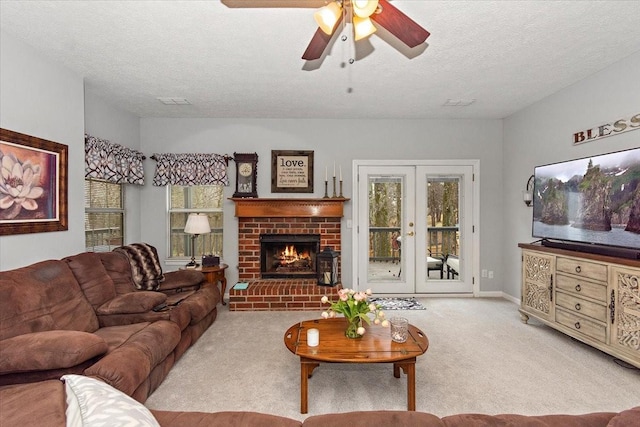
[{"x1": 345, "y1": 317, "x2": 361, "y2": 339}]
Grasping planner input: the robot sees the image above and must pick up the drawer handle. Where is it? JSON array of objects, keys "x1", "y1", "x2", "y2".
[
  {"x1": 575, "y1": 303, "x2": 581, "y2": 311},
  {"x1": 575, "y1": 266, "x2": 581, "y2": 273},
  {"x1": 574, "y1": 322, "x2": 581, "y2": 329},
  {"x1": 575, "y1": 284, "x2": 582, "y2": 292}
]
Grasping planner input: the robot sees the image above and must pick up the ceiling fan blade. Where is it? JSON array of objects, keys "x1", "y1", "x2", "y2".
[
  {"x1": 371, "y1": 0, "x2": 430, "y2": 48},
  {"x1": 222, "y1": 0, "x2": 326, "y2": 8},
  {"x1": 302, "y1": 15, "x2": 344, "y2": 60}
]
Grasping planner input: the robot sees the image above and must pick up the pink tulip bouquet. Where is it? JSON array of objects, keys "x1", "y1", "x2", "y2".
[{"x1": 321, "y1": 288, "x2": 389, "y2": 338}]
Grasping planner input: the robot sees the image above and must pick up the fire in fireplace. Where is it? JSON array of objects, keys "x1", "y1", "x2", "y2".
[{"x1": 260, "y1": 234, "x2": 320, "y2": 279}]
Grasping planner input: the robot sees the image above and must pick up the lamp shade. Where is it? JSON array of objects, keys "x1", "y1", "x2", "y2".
[
  {"x1": 314, "y1": 1, "x2": 342, "y2": 35},
  {"x1": 184, "y1": 213, "x2": 211, "y2": 235},
  {"x1": 353, "y1": 16, "x2": 377, "y2": 40},
  {"x1": 352, "y1": 0, "x2": 378, "y2": 18}
]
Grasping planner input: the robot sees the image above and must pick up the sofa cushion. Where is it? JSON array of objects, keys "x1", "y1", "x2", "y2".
[
  {"x1": 0, "y1": 331, "x2": 107, "y2": 374},
  {"x1": 178, "y1": 282, "x2": 220, "y2": 325},
  {"x1": 113, "y1": 243, "x2": 165, "y2": 291},
  {"x1": 441, "y1": 412, "x2": 617, "y2": 427},
  {"x1": 99, "y1": 251, "x2": 140, "y2": 294},
  {"x1": 64, "y1": 252, "x2": 117, "y2": 309},
  {"x1": 62, "y1": 374, "x2": 160, "y2": 427},
  {"x1": 0, "y1": 260, "x2": 99, "y2": 340},
  {"x1": 85, "y1": 321, "x2": 180, "y2": 395},
  {"x1": 303, "y1": 410, "x2": 446, "y2": 427},
  {"x1": 97, "y1": 292, "x2": 167, "y2": 315},
  {"x1": 159, "y1": 270, "x2": 204, "y2": 292},
  {"x1": 0, "y1": 380, "x2": 67, "y2": 427},
  {"x1": 607, "y1": 406, "x2": 640, "y2": 426}
]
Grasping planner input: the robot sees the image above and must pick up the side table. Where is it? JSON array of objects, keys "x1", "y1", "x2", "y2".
[{"x1": 186, "y1": 264, "x2": 228, "y2": 305}]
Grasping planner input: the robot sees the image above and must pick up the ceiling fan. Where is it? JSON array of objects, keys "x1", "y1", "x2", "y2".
[{"x1": 302, "y1": 0, "x2": 430, "y2": 60}]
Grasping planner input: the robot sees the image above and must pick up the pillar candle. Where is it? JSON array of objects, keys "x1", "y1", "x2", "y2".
[
  {"x1": 323, "y1": 272, "x2": 331, "y2": 284},
  {"x1": 325, "y1": 166, "x2": 328, "y2": 182},
  {"x1": 307, "y1": 328, "x2": 319, "y2": 347}
]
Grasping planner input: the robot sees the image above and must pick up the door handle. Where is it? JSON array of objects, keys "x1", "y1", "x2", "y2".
[{"x1": 406, "y1": 231, "x2": 414, "y2": 236}]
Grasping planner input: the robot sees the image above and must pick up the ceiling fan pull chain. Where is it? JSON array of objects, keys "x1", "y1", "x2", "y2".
[{"x1": 346, "y1": 3, "x2": 355, "y2": 93}]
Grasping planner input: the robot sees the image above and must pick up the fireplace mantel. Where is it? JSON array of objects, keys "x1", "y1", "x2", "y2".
[{"x1": 230, "y1": 198, "x2": 349, "y2": 218}]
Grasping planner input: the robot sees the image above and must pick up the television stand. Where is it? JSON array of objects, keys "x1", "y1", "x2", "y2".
[{"x1": 518, "y1": 243, "x2": 640, "y2": 369}]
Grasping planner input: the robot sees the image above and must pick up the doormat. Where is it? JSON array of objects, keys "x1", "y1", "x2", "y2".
[{"x1": 368, "y1": 297, "x2": 426, "y2": 310}]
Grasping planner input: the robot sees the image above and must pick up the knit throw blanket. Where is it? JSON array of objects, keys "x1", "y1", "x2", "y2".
[{"x1": 114, "y1": 243, "x2": 165, "y2": 290}]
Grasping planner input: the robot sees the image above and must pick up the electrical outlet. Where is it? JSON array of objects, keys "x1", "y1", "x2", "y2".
[
  {"x1": 481, "y1": 269, "x2": 488, "y2": 277},
  {"x1": 488, "y1": 271, "x2": 494, "y2": 279}
]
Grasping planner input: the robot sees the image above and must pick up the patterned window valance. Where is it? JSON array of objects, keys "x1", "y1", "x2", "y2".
[
  {"x1": 85, "y1": 134, "x2": 145, "y2": 185},
  {"x1": 151, "y1": 153, "x2": 229, "y2": 186}
]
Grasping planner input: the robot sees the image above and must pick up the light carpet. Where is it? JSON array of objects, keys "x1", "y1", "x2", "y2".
[
  {"x1": 145, "y1": 298, "x2": 640, "y2": 422},
  {"x1": 369, "y1": 297, "x2": 426, "y2": 310}
]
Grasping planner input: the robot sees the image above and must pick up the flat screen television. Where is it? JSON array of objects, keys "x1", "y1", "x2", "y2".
[{"x1": 532, "y1": 146, "x2": 640, "y2": 259}]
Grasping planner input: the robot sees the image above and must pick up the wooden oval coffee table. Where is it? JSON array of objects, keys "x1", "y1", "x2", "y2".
[{"x1": 284, "y1": 317, "x2": 429, "y2": 414}]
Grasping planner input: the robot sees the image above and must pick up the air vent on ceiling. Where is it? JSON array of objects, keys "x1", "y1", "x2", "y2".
[
  {"x1": 157, "y1": 97, "x2": 191, "y2": 105},
  {"x1": 443, "y1": 99, "x2": 476, "y2": 107}
]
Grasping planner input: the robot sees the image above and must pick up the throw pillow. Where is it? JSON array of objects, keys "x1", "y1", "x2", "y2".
[{"x1": 62, "y1": 374, "x2": 160, "y2": 427}]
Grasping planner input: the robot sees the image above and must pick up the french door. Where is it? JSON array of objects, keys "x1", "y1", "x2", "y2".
[{"x1": 353, "y1": 161, "x2": 477, "y2": 295}]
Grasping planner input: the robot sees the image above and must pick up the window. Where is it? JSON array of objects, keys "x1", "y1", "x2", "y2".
[
  {"x1": 169, "y1": 185, "x2": 224, "y2": 259},
  {"x1": 85, "y1": 179, "x2": 124, "y2": 252}
]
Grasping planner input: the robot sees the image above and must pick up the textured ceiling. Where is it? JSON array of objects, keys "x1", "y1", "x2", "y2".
[{"x1": 1, "y1": 0, "x2": 639, "y2": 119}]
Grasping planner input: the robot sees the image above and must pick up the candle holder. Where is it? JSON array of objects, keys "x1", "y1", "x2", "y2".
[
  {"x1": 323, "y1": 180, "x2": 329, "y2": 198},
  {"x1": 339, "y1": 180, "x2": 343, "y2": 198},
  {"x1": 332, "y1": 176, "x2": 337, "y2": 198}
]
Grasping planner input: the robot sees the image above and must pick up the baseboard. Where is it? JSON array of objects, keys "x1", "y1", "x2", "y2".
[
  {"x1": 501, "y1": 292, "x2": 519, "y2": 304},
  {"x1": 374, "y1": 292, "x2": 520, "y2": 304}
]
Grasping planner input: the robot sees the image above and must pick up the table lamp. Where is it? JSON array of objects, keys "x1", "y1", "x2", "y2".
[{"x1": 184, "y1": 213, "x2": 211, "y2": 268}]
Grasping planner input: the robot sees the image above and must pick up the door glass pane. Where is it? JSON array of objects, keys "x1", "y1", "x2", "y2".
[
  {"x1": 367, "y1": 175, "x2": 402, "y2": 281},
  {"x1": 427, "y1": 177, "x2": 461, "y2": 280}
]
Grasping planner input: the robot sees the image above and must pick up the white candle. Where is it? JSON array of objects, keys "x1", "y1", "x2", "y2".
[
  {"x1": 307, "y1": 328, "x2": 319, "y2": 347},
  {"x1": 325, "y1": 166, "x2": 327, "y2": 182},
  {"x1": 323, "y1": 272, "x2": 331, "y2": 283},
  {"x1": 340, "y1": 165, "x2": 342, "y2": 181},
  {"x1": 333, "y1": 162, "x2": 336, "y2": 178}
]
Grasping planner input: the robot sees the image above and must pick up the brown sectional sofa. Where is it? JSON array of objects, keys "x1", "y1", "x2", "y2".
[
  {"x1": 0, "y1": 249, "x2": 220, "y2": 401},
  {"x1": 1, "y1": 379, "x2": 638, "y2": 427},
  {"x1": 2, "y1": 250, "x2": 638, "y2": 426}
]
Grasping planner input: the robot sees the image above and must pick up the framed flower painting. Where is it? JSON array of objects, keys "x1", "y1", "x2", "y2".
[{"x1": 0, "y1": 128, "x2": 68, "y2": 235}]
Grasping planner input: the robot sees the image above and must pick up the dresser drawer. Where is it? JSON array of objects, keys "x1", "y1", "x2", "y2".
[
  {"x1": 556, "y1": 257, "x2": 607, "y2": 282},
  {"x1": 555, "y1": 290, "x2": 607, "y2": 322},
  {"x1": 555, "y1": 308, "x2": 607, "y2": 343},
  {"x1": 556, "y1": 273, "x2": 607, "y2": 302}
]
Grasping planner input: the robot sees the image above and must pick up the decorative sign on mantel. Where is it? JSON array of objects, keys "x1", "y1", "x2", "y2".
[
  {"x1": 573, "y1": 112, "x2": 639, "y2": 145},
  {"x1": 271, "y1": 150, "x2": 314, "y2": 193}
]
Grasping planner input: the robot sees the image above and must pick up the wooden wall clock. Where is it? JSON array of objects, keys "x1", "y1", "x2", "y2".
[{"x1": 233, "y1": 152, "x2": 258, "y2": 198}]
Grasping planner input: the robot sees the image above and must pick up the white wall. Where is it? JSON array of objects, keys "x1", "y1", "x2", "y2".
[
  {"x1": 84, "y1": 90, "x2": 143, "y2": 243},
  {"x1": 140, "y1": 118, "x2": 504, "y2": 291},
  {"x1": 0, "y1": 30, "x2": 85, "y2": 270},
  {"x1": 503, "y1": 51, "x2": 640, "y2": 299}
]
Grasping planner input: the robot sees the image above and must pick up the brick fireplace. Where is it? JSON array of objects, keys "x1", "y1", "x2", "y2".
[{"x1": 229, "y1": 198, "x2": 348, "y2": 311}]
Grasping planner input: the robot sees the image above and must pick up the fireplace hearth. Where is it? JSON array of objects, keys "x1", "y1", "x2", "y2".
[{"x1": 260, "y1": 234, "x2": 320, "y2": 279}]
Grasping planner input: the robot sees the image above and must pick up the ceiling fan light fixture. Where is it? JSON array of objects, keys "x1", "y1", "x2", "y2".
[
  {"x1": 353, "y1": 16, "x2": 377, "y2": 41},
  {"x1": 314, "y1": 1, "x2": 343, "y2": 35},
  {"x1": 352, "y1": 0, "x2": 379, "y2": 18}
]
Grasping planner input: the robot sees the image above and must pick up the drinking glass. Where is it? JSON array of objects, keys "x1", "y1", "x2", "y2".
[{"x1": 390, "y1": 317, "x2": 409, "y2": 343}]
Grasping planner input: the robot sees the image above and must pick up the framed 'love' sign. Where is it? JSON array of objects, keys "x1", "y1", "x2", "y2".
[{"x1": 271, "y1": 150, "x2": 314, "y2": 193}]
